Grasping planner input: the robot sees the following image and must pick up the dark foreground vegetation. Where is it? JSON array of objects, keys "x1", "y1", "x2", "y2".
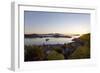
[{"x1": 24, "y1": 33, "x2": 90, "y2": 61}]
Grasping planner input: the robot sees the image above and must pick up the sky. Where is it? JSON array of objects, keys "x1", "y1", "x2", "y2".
[{"x1": 24, "y1": 11, "x2": 90, "y2": 35}]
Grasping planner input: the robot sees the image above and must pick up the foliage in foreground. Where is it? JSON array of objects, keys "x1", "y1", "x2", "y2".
[
  {"x1": 47, "y1": 50, "x2": 64, "y2": 60},
  {"x1": 25, "y1": 46, "x2": 45, "y2": 61},
  {"x1": 68, "y1": 45, "x2": 90, "y2": 59},
  {"x1": 68, "y1": 33, "x2": 90, "y2": 59}
]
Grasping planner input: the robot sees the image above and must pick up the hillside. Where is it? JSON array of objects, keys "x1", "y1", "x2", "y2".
[{"x1": 68, "y1": 33, "x2": 90, "y2": 59}]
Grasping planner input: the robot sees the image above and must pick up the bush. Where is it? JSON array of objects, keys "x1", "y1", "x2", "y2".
[
  {"x1": 47, "y1": 50, "x2": 64, "y2": 60},
  {"x1": 53, "y1": 46, "x2": 63, "y2": 54},
  {"x1": 25, "y1": 45, "x2": 45, "y2": 61},
  {"x1": 68, "y1": 45, "x2": 90, "y2": 59}
]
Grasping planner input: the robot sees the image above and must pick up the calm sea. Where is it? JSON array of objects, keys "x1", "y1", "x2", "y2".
[{"x1": 24, "y1": 35, "x2": 80, "y2": 45}]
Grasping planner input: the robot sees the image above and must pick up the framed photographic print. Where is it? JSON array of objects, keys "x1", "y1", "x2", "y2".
[{"x1": 11, "y1": 2, "x2": 96, "y2": 71}]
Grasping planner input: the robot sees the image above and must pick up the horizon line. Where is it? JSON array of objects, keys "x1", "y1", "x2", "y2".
[{"x1": 24, "y1": 32, "x2": 90, "y2": 35}]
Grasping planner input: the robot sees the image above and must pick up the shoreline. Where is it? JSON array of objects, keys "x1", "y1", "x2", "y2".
[{"x1": 24, "y1": 33, "x2": 90, "y2": 61}]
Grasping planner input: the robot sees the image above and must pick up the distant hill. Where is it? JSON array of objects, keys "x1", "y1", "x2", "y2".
[{"x1": 24, "y1": 33, "x2": 72, "y2": 38}]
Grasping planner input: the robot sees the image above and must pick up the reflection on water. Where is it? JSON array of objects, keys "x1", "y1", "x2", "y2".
[{"x1": 24, "y1": 36, "x2": 80, "y2": 45}]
